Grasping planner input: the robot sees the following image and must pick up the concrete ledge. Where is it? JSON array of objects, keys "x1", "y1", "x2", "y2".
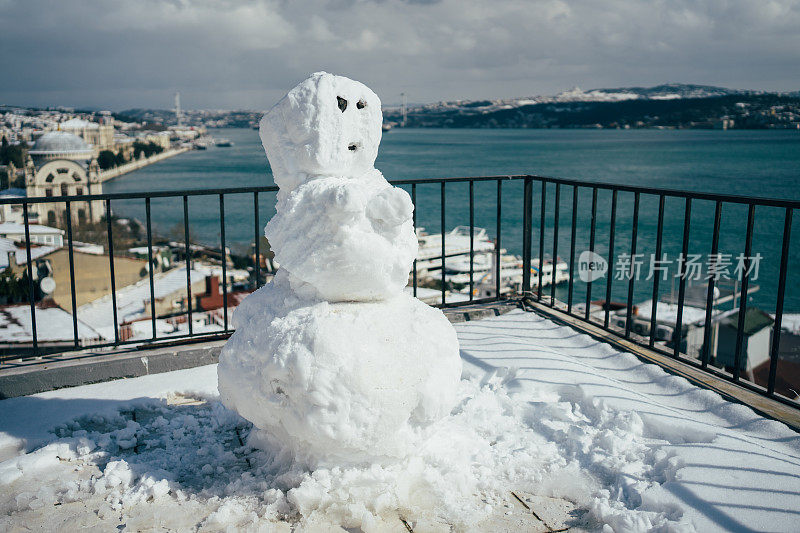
[
  {"x1": 441, "y1": 299, "x2": 520, "y2": 322},
  {"x1": 0, "y1": 301, "x2": 519, "y2": 398},
  {"x1": 0, "y1": 341, "x2": 224, "y2": 399}
]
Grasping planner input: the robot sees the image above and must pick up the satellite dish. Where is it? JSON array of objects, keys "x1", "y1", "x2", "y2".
[{"x1": 40, "y1": 277, "x2": 56, "y2": 294}]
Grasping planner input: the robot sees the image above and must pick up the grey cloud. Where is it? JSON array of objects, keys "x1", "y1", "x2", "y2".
[{"x1": 0, "y1": 0, "x2": 798, "y2": 110}]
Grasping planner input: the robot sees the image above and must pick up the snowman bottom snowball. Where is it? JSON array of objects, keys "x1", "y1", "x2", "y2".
[{"x1": 217, "y1": 276, "x2": 462, "y2": 466}]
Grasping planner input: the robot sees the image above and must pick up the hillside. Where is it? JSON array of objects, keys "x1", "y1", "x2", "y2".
[{"x1": 383, "y1": 84, "x2": 800, "y2": 129}]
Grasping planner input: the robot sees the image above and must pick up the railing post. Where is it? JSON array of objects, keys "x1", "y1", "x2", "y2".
[
  {"x1": 65, "y1": 201, "x2": 79, "y2": 347},
  {"x1": 145, "y1": 198, "x2": 157, "y2": 340},
  {"x1": 440, "y1": 182, "x2": 446, "y2": 306},
  {"x1": 700, "y1": 201, "x2": 722, "y2": 367},
  {"x1": 253, "y1": 192, "x2": 260, "y2": 290},
  {"x1": 733, "y1": 204, "x2": 756, "y2": 381},
  {"x1": 469, "y1": 180, "x2": 474, "y2": 301},
  {"x1": 567, "y1": 186, "x2": 578, "y2": 314},
  {"x1": 495, "y1": 179, "x2": 503, "y2": 299},
  {"x1": 220, "y1": 194, "x2": 228, "y2": 330},
  {"x1": 183, "y1": 195, "x2": 193, "y2": 335},
  {"x1": 538, "y1": 180, "x2": 546, "y2": 300},
  {"x1": 522, "y1": 176, "x2": 533, "y2": 294},
  {"x1": 649, "y1": 195, "x2": 666, "y2": 347},
  {"x1": 584, "y1": 188, "x2": 598, "y2": 321},
  {"x1": 768, "y1": 207, "x2": 792, "y2": 395},
  {"x1": 550, "y1": 183, "x2": 560, "y2": 306},
  {"x1": 625, "y1": 192, "x2": 641, "y2": 339},
  {"x1": 411, "y1": 183, "x2": 417, "y2": 297},
  {"x1": 22, "y1": 203, "x2": 38, "y2": 354},
  {"x1": 604, "y1": 190, "x2": 618, "y2": 328},
  {"x1": 105, "y1": 199, "x2": 119, "y2": 345}
]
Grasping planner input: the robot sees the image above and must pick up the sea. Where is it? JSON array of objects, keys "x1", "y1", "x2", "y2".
[{"x1": 104, "y1": 128, "x2": 800, "y2": 313}]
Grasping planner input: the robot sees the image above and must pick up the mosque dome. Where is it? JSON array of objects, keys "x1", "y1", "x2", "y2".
[
  {"x1": 61, "y1": 118, "x2": 99, "y2": 130},
  {"x1": 28, "y1": 131, "x2": 93, "y2": 163}
]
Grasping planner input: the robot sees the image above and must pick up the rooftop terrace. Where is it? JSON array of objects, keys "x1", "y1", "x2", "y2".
[
  {"x1": 1, "y1": 305, "x2": 799, "y2": 531},
  {"x1": 0, "y1": 174, "x2": 799, "y2": 530}
]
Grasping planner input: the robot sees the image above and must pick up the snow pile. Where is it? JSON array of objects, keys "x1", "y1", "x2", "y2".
[
  {"x1": 218, "y1": 72, "x2": 461, "y2": 467},
  {"x1": 0, "y1": 376, "x2": 674, "y2": 531},
  {"x1": 3, "y1": 310, "x2": 800, "y2": 530}
]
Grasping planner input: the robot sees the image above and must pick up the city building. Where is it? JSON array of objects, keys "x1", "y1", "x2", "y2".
[
  {"x1": 716, "y1": 308, "x2": 775, "y2": 380},
  {"x1": 0, "y1": 222, "x2": 64, "y2": 247},
  {"x1": 60, "y1": 117, "x2": 115, "y2": 151},
  {"x1": 24, "y1": 131, "x2": 105, "y2": 225}
]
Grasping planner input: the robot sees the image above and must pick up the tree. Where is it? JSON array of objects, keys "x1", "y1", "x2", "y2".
[
  {"x1": 97, "y1": 150, "x2": 117, "y2": 170},
  {"x1": 0, "y1": 138, "x2": 25, "y2": 168},
  {"x1": 0, "y1": 267, "x2": 41, "y2": 304},
  {"x1": 133, "y1": 141, "x2": 165, "y2": 159}
]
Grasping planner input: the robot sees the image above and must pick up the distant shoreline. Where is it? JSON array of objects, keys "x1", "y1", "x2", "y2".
[{"x1": 99, "y1": 146, "x2": 191, "y2": 183}]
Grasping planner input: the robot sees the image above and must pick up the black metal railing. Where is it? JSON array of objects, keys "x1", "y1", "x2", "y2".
[
  {"x1": 515, "y1": 175, "x2": 800, "y2": 411},
  {"x1": 1, "y1": 175, "x2": 798, "y2": 410}
]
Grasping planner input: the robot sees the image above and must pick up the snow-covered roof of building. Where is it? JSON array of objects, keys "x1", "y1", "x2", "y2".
[
  {"x1": 0, "y1": 238, "x2": 57, "y2": 269},
  {"x1": 634, "y1": 300, "x2": 708, "y2": 326},
  {"x1": 0, "y1": 304, "x2": 101, "y2": 343},
  {"x1": 722, "y1": 308, "x2": 774, "y2": 335},
  {"x1": 0, "y1": 223, "x2": 64, "y2": 236},
  {"x1": 77, "y1": 264, "x2": 230, "y2": 340},
  {"x1": 777, "y1": 313, "x2": 800, "y2": 335},
  {"x1": 60, "y1": 118, "x2": 99, "y2": 130}
]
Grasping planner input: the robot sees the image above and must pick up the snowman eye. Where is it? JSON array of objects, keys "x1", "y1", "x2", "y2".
[
  {"x1": 356, "y1": 100, "x2": 366, "y2": 109},
  {"x1": 337, "y1": 96, "x2": 348, "y2": 112}
]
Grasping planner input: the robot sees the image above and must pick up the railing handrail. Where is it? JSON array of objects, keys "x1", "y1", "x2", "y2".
[
  {"x1": 4, "y1": 173, "x2": 800, "y2": 209},
  {"x1": 527, "y1": 174, "x2": 800, "y2": 209},
  {"x1": 0, "y1": 184, "x2": 279, "y2": 205}
]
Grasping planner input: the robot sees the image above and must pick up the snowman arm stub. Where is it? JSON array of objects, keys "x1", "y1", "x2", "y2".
[{"x1": 365, "y1": 186, "x2": 414, "y2": 236}]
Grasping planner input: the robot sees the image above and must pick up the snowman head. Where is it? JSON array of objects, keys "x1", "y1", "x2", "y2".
[{"x1": 260, "y1": 72, "x2": 383, "y2": 191}]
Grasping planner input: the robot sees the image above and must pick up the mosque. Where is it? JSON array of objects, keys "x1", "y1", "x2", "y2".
[
  {"x1": 59, "y1": 116, "x2": 115, "y2": 151},
  {"x1": 23, "y1": 130, "x2": 105, "y2": 226}
]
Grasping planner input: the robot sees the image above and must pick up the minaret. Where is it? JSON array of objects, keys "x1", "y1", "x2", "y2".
[
  {"x1": 174, "y1": 92, "x2": 183, "y2": 127},
  {"x1": 401, "y1": 92, "x2": 407, "y2": 128}
]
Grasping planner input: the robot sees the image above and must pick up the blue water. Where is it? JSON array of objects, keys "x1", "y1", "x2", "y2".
[{"x1": 104, "y1": 128, "x2": 800, "y2": 312}]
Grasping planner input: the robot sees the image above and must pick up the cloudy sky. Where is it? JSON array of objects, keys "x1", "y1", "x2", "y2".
[{"x1": 1, "y1": 0, "x2": 799, "y2": 110}]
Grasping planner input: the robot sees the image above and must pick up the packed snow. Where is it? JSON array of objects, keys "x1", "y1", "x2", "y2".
[
  {"x1": 219, "y1": 72, "x2": 461, "y2": 469},
  {"x1": 2, "y1": 310, "x2": 799, "y2": 531}
]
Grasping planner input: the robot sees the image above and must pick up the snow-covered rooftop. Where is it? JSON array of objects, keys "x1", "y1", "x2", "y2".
[
  {"x1": 0, "y1": 309, "x2": 797, "y2": 531},
  {"x1": 77, "y1": 266, "x2": 213, "y2": 339},
  {"x1": 76, "y1": 264, "x2": 246, "y2": 340},
  {"x1": 0, "y1": 239, "x2": 58, "y2": 269},
  {"x1": 0, "y1": 223, "x2": 64, "y2": 236},
  {"x1": 634, "y1": 299, "x2": 708, "y2": 326},
  {"x1": 0, "y1": 304, "x2": 100, "y2": 343}
]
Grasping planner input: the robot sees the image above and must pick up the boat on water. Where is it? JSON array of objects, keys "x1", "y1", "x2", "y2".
[
  {"x1": 193, "y1": 136, "x2": 215, "y2": 150},
  {"x1": 216, "y1": 139, "x2": 234, "y2": 147},
  {"x1": 415, "y1": 226, "x2": 496, "y2": 271},
  {"x1": 382, "y1": 124, "x2": 392, "y2": 132},
  {"x1": 414, "y1": 225, "x2": 570, "y2": 295}
]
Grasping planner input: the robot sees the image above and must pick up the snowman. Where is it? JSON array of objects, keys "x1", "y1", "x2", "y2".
[{"x1": 217, "y1": 72, "x2": 462, "y2": 468}]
